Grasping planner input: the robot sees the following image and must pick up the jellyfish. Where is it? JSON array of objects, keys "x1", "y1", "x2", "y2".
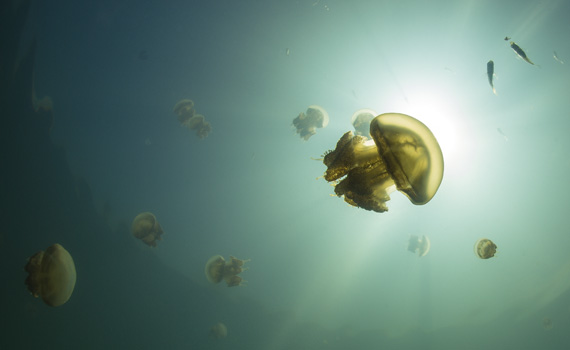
[
  {"x1": 322, "y1": 113, "x2": 444, "y2": 213},
  {"x1": 542, "y1": 317, "x2": 553, "y2": 330},
  {"x1": 173, "y1": 99, "x2": 211, "y2": 139},
  {"x1": 131, "y1": 212, "x2": 164, "y2": 247},
  {"x1": 474, "y1": 238, "x2": 497, "y2": 259},
  {"x1": 24, "y1": 244, "x2": 76, "y2": 307},
  {"x1": 204, "y1": 255, "x2": 249, "y2": 287},
  {"x1": 350, "y1": 109, "x2": 376, "y2": 138},
  {"x1": 293, "y1": 105, "x2": 329, "y2": 140},
  {"x1": 407, "y1": 235, "x2": 430, "y2": 257},
  {"x1": 173, "y1": 99, "x2": 195, "y2": 124},
  {"x1": 210, "y1": 322, "x2": 228, "y2": 339}
]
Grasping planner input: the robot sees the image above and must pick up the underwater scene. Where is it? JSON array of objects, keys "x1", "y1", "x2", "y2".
[{"x1": 2, "y1": 0, "x2": 570, "y2": 349}]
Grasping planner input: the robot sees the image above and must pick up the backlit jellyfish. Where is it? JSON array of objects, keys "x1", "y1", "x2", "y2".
[
  {"x1": 350, "y1": 109, "x2": 376, "y2": 137},
  {"x1": 322, "y1": 113, "x2": 444, "y2": 213},
  {"x1": 24, "y1": 244, "x2": 77, "y2": 307},
  {"x1": 474, "y1": 238, "x2": 497, "y2": 259},
  {"x1": 293, "y1": 105, "x2": 329, "y2": 140},
  {"x1": 204, "y1": 255, "x2": 249, "y2": 287},
  {"x1": 173, "y1": 99, "x2": 211, "y2": 139},
  {"x1": 210, "y1": 322, "x2": 228, "y2": 339},
  {"x1": 131, "y1": 212, "x2": 164, "y2": 247},
  {"x1": 408, "y1": 235, "x2": 430, "y2": 257}
]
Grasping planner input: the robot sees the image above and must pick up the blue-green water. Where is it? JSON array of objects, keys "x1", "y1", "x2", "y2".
[{"x1": 2, "y1": 0, "x2": 570, "y2": 348}]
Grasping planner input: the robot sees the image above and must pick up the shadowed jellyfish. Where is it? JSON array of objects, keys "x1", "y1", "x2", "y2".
[
  {"x1": 474, "y1": 238, "x2": 497, "y2": 259},
  {"x1": 408, "y1": 235, "x2": 430, "y2": 257},
  {"x1": 542, "y1": 317, "x2": 553, "y2": 330},
  {"x1": 322, "y1": 113, "x2": 444, "y2": 213},
  {"x1": 131, "y1": 212, "x2": 164, "y2": 247},
  {"x1": 210, "y1": 322, "x2": 228, "y2": 339},
  {"x1": 173, "y1": 99, "x2": 211, "y2": 139},
  {"x1": 350, "y1": 109, "x2": 376, "y2": 137},
  {"x1": 24, "y1": 243, "x2": 76, "y2": 307},
  {"x1": 293, "y1": 105, "x2": 329, "y2": 140},
  {"x1": 205, "y1": 255, "x2": 249, "y2": 287}
]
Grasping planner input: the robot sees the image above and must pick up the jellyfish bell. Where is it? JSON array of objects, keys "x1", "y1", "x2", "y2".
[
  {"x1": 24, "y1": 243, "x2": 76, "y2": 307},
  {"x1": 131, "y1": 212, "x2": 164, "y2": 247},
  {"x1": 323, "y1": 113, "x2": 444, "y2": 213},
  {"x1": 210, "y1": 322, "x2": 228, "y2": 339},
  {"x1": 407, "y1": 235, "x2": 430, "y2": 257},
  {"x1": 474, "y1": 238, "x2": 497, "y2": 259},
  {"x1": 205, "y1": 255, "x2": 226, "y2": 284},
  {"x1": 350, "y1": 109, "x2": 376, "y2": 137},
  {"x1": 293, "y1": 105, "x2": 329, "y2": 140}
]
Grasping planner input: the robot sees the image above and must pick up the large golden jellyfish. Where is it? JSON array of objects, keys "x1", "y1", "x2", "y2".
[
  {"x1": 131, "y1": 212, "x2": 164, "y2": 247},
  {"x1": 24, "y1": 244, "x2": 77, "y2": 307},
  {"x1": 293, "y1": 105, "x2": 329, "y2": 140},
  {"x1": 173, "y1": 99, "x2": 211, "y2": 139},
  {"x1": 205, "y1": 255, "x2": 249, "y2": 287},
  {"x1": 474, "y1": 238, "x2": 497, "y2": 259},
  {"x1": 407, "y1": 235, "x2": 430, "y2": 257},
  {"x1": 350, "y1": 109, "x2": 376, "y2": 138},
  {"x1": 322, "y1": 113, "x2": 444, "y2": 213}
]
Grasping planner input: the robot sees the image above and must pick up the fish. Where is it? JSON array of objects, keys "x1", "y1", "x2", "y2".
[
  {"x1": 487, "y1": 60, "x2": 497, "y2": 95},
  {"x1": 553, "y1": 51, "x2": 564, "y2": 64},
  {"x1": 504, "y1": 36, "x2": 511, "y2": 41},
  {"x1": 510, "y1": 41, "x2": 535, "y2": 65},
  {"x1": 286, "y1": 48, "x2": 290, "y2": 56}
]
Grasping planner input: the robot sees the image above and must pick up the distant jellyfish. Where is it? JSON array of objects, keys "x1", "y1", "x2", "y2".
[
  {"x1": 210, "y1": 322, "x2": 228, "y2": 339},
  {"x1": 474, "y1": 238, "x2": 497, "y2": 259},
  {"x1": 293, "y1": 105, "x2": 329, "y2": 140},
  {"x1": 173, "y1": 99, "x2": 195, "y2": 124},
  {"x1": 408, "y1": 235, "x2": 430, "y2": 257},
  {"x1": 173, "y1": 99, "x2": 211, "y2": 139},
  {"x1": 350, "y1": 109, "x2": 376, "y2": 137},
  {"x1": 131, "y1": 212, "x2": 164, "y2": 247},
  {"x1": 204, "y1": 255, "x2": 249, "y2": 287},
  {"x1": 322, "y1": 113, "x2": 444, "y2": 213},
  {"x1": 542, "y1": 317, "x2": 553, "y2": 330},
  {"x1": 24, "y1": 243, "x2": 76, "y2": 307}
]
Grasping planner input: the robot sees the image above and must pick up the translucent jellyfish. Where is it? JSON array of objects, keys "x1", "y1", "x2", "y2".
[
  {"x1": 322, "y1": 113, "x2": 444, "y2": 213},
  {"x1": 131, "y1": 212, "x2": 164, "y2": 247},
  {"x1": 474, "y1": 238, "x2": 497, "y2": 259},
  {"x1": 173, "y1": 99, "x2": 211, "y2": 139},
  {"x1": 24, "y1": 244, "x2": 77, "y2": 307},
  {"x1": 210, "y1": 322, "x2": 228, "y2": 339},
  {"x1": 204, "y1": 255, "x2": 249, "y2": 287},
  {"x1": 350, "y1": 109, "x2": 376, "y2": 138},
  {"x1": 542, "y1": 317, "x2": 553, "y2": 330},
  {"x1": 293, "y1": 105, "x2": 329, "y2": 140},
  {"x1": 407, "y1": 235, "x2": 430, "y2": 257}
]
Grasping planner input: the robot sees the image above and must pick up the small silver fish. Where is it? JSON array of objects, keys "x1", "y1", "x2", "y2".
[
  {"x1": 487, "y1": 60, "x2": 497, "y2": 95},
  {"x1": 553, "y1": 51, "x2": 564, "y2": 64},
  {"x1": 510, "y1": 41, "x2": 535, "y2": 65}
]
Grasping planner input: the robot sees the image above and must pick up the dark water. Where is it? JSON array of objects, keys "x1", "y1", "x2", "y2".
[{"x1": 2, "y1": 0, "x2": 570, "y2": 349}]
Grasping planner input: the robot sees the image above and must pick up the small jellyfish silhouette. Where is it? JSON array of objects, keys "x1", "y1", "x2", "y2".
[
  {"x1": 131, "y1": 212, "x2": 164, "y2": 247},
  {"x1": 173, "y1": 99, "x2": 211, "y2": 139},
  {"x1": 474, "y1": 238, "x2": 497, "y2": 259},
  {"x1": 210, "y1": 322, "x2": 228, "y2": 339},
  {"x1": 293, "y1": 105, "x2": 329, "y2": 140},
  {"x1": 205, "y1": 255, "x2": 249, "y2": 287},
  {"x1": 24, "y1": 243, "x2": 77, "y2": 307},
  {"x1": 322, "y1": 113, "x2": 444, "y2": 213},
  {"x1": 408, "y1": 235, "x2": 430, "y2": 257},
  {"x1": 542, "y1": 317, "x2": 553, "y2": 330},
  {"x1": 350, "y1": 109, "x2": 376, "y2": 137}
]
